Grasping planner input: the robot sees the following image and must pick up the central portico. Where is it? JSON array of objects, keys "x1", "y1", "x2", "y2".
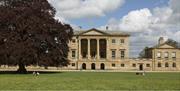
[{"x1": 79, "y1": 38, "x2": 107, "y2": 60}]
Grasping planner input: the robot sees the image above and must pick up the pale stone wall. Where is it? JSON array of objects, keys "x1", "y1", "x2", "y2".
[
  {"x1": 68, "y1": 36, "x2": 78, "y2": 60},
  {"x1": 107, "y1": 36, "x2": 129, "y2": 60},
  {"x1": 67, "y1": 58, "x2": 152, "y2": 71},
  {"x1": 67, "y1": 58, "x2": 179, "y2": 71},
  {"x1": 152, "y1": 48, "x2": 180, "y2": 71},
  {"x1": 152, "y1": 48, "x2": 180, "y2": 59}
]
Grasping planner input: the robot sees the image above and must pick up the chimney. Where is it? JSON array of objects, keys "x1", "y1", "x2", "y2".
[
  {"x1": 106, "y1": 26, "x2": 109, "y2": 30},
  {"x1": 79, "y1": 26, "x2": 82, "y2": 29},
  {"x1": 158, "y1": 37, "x2": 164, "y2": 45}
]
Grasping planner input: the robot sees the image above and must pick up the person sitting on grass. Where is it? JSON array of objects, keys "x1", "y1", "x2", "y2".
[
  {"x1": 136, "y1": 70, "x2": 145, "y2": 76},
  {"x1": 142, "y1": 70, "x2": 145, "y2": 76},
  {"x1": 33, "y1": 71, "x2": 40, "y2": 76}
]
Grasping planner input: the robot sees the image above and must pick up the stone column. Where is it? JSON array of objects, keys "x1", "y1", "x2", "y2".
[
  {"x1": 106, "y1": 38, "x2": 109, "y2": 60},
  {"x1": 97, "y1": 39, "x2": 100, "y2": 60},
  {"x1": 79, "y1": 39, "x2": 82, "y2": 60},
  {"x1": 152, "y1": 49, "x2": 156, "y2": 71},
  {"x1": 88, "y1": 39, "x2": 91, "y2": 59}
]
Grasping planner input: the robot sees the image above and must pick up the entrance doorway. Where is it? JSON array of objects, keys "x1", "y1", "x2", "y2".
[
  {"x1": 139, "y1": 64, "x2": 143, "y2": 71},
  {"x1": 82, "y1": 63, "x2": 86, "y2": 70},
  {"x1": 100, "y1": 63, "x2": 105, "y2": 70},
  {"x1": 91, "y1": 63, "x2": 95, "y2": 70}
]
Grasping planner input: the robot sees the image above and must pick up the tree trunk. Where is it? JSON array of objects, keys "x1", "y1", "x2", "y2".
[{"x1": 17, "y1": 61, "x2": 27, "y2": 74}]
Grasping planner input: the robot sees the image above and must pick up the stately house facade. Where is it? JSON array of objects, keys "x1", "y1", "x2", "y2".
[{"x1": 66, "y1": 28, "x2": 180, "y2": 71}]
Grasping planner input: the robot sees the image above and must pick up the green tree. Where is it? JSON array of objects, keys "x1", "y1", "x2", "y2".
[
  {"x1": 165, "y1": 39, "x2": 179, "y2": 48},
  {"x1": 139, "y1": 47, "x2": 151, "y2": 58}
]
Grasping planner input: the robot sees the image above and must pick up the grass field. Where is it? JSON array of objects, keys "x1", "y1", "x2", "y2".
[{"x1": 0, "y1": 72, "x2": 180, "y2": 90}]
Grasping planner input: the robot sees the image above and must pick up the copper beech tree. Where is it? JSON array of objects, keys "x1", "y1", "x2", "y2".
[{"x1": 0, "y1": 0, "x2": 73, "y2": 73}]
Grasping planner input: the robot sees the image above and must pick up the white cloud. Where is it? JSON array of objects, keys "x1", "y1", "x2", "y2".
[
  {"x1": 48, "y1": 0, "x2": 125, "y2": 20},
  {"x1": 119, "y1": 8, "x2": 152, "y2": 32},
  {"x1": 169, "y1": 0, "x2": 180, "y2": 13},
  {"x1": 152, "y1": 7, "x2": 172, "y2": 24},
  {"x1": 101, "y1": 0, "x2": 180, "y2": 57},
  {"x1": 175, "y1": 31, "x2": 180, "y2": 37}
]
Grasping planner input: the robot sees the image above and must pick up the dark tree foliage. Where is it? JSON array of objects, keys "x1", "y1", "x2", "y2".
[
  {"x1": 0, "y1": 0, "x2": 73, "y2": 73},
  {"x1": 165, "y1": 39, "x2": 179, "y2": 48},
  {"x1": 139, "y1": 47, "x2": 152, "y2": 58}
]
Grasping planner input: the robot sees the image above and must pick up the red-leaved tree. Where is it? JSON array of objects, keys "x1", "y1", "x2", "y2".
[{"x1": 0, "y1": 0, "x2": 73, "y2": 73}]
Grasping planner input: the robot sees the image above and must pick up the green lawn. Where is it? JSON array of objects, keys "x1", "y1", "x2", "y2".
[{"x1": 0, "y1": 72, "x2": 180, "y2": 90}]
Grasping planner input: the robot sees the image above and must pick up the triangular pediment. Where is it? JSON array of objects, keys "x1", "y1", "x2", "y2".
[
  {"x1": 79, "y1": 28, "x2": 108, "y2": 35},
  {"x1": 83, "y1": 30, "x2": 103, "y2": 35}
]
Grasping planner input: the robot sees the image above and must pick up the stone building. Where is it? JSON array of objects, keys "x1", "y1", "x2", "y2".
[
  {"x1": 146, "y1": 37, "x2": 180, "y2": 71},
  {"x1": 66, "y1": 28, "x2": 180, "y2": 71},
  {"x1": 67, "y1": 28, "x2": 130, "y2": 70}
]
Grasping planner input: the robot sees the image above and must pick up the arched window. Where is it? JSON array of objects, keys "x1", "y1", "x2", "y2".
[
  {"x1": 165, "y1": 62, "x2": 169, "y2": 67},
  {"x1": 172, "y1": 63, "x2": 176, "y2": 67},
  {"x1": 91, "y1": 63, "x2": 95, "y2": 70},
  {"x1": 82, "y1": 63, "x2": 86, "y2": 70},
  {"x1": 158, "y1": 63, "x2": 161, "y2": 67},
  {"x1": 100, "y1": 63, "x2": 105, "y2": 70}
]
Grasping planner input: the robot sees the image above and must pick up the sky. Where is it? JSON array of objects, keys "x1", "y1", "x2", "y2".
[{"x1": 48, "y1": 0, "x2": 180, "y2": 57}]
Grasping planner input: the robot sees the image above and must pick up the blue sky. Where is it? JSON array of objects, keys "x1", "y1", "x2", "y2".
[
  {"x1": 48, "y1": 0, "x2": 180, "y2": 57},
  {"x1": 70, "y1": 0, "x2": 169, "y2": 29}
]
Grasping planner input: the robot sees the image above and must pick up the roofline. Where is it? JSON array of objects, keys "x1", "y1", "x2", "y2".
[
  {"x1": 73, "y1": 35, "x2": 130, "y2": 37},
  {"x1": 150, "y1": 48, "x2": 179, "y2": 49},
  {"x1": 73, "y1": 28, "x2": 130, "y2": 36}
]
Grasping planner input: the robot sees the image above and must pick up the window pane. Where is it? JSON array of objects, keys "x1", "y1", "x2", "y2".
[
  {"x1": 158, "y1": 63, "x2": 161, "y2": 67},
  {"x1": 172, "y1": 63, "x2": 176, "y2": 67},
  {"x1": 120, "y1": 50, "x2": 125, "y2": 58},
  {"x1": 146, "y1": 64, "x2": 150, "y2": 67},
  {"x1": 132, "y1": 64, "x2": 136, "y2": 67},
  {"x1": 112, "y1": 39, "x2": 116, "y2": 43},
  {"x1": 172, "y1": 52, "x2": 176, "y2": 58},
  {"x1": 120, "y1": 39, "x2": 124, "y2": 43},
  {"x1": 112, "y1": 63, "x2": 115, "y2": 67},
  {"x1": 72, "y1": 63, "x2": 75, "y2": 66},
  {"x1": 121, "y1": 64, "x2": 125, "y2": 67},
  {"x1": 157, "y1": 52, "x2": 161, "y2": 58},
  {"x1": 72, "y1": 39, "x2": 76, "y2": 43},
  {"x1": 165, "y1": 63, "x2": 169, "y2": 67},
  {"x1": 112, "y1": 50, "x2": 116, "y2": 58},
  {"x1": 72, "y1": 50, "x2": 76, "y2": 58},
  {"x1": 164, "y1": 52, "x2": 169, "y2": 58}
]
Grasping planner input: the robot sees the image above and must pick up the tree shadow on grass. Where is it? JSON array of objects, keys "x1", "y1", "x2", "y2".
[{"x1": 0, "y1": 71, "x2": 63, "y2": 74}]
